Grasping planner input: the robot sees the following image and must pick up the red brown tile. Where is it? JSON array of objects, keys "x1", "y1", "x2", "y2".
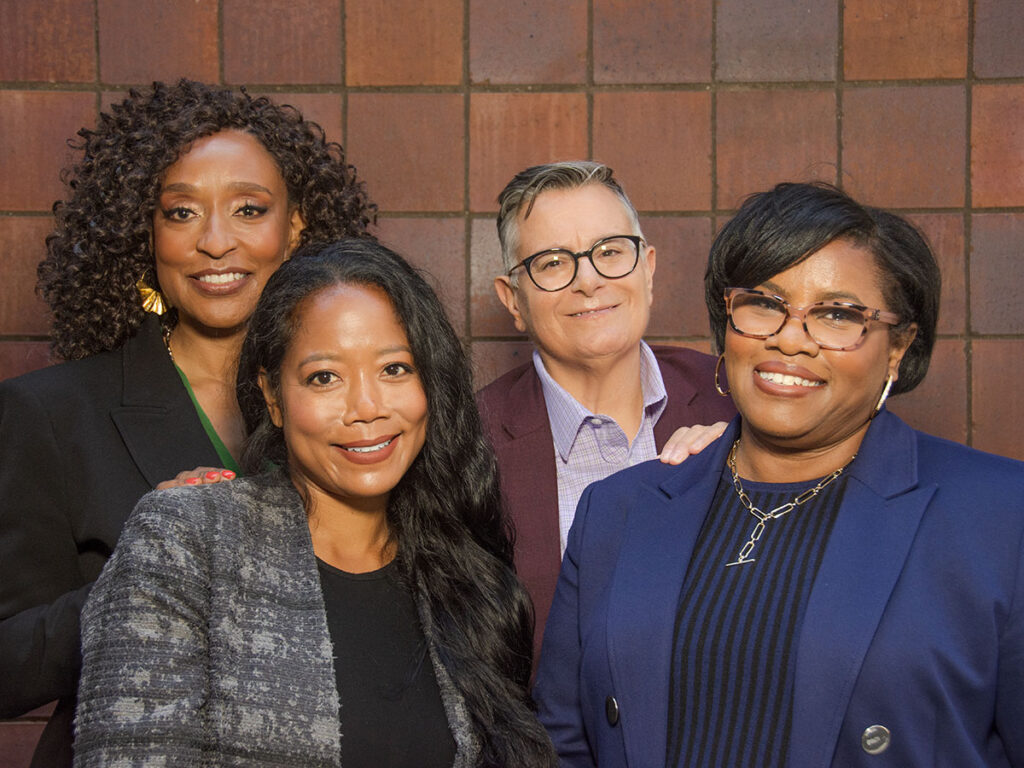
[
  {"x1": 887, "y1": 339, "x2": 967, "y2": 444},
  {"x1": 374, "y1": 216, "x2": 467, "y2": 336},
  {"x1": 347, "y1": 93, "x2": 464, "y2": 213},
  {"x1": 469, "y1": 217, "x2": 520, "y2": 337},
  {"x1": 593, "y1": 0, "x2": 711, "y2": 83},
  {"x1": 469, "y1": 0, "x2": 586, "y2": 84},
  {"x1": 468, "y1": 93, "x2": 588, "y2": 212},
  {"x1": 842, "y1": 86, "x2": 965, "y2": 208},
  {"x1": 970, "y1": 213, "x2": 1024, "y2": 334},
  {"x1": 98, "y1": 0, "x2": 218, "y2": 83},
  {"x1": 716, "y1": 89, "x2": 837, "y2": 210},
  {"x1": 716, "y1": 0, "x2": 837, "y2": 81},
  {"x1": 256, "y1": 93, "x2": 344, "y2": 146},
  {"x1": 972, "y1": 85, "x2": 1024, "y2": 208},
  {"x1": 593, "y1": 91, "x2": 711, "y2": 211},
  {"x1": 974, "y1": 0, "x2": 1024, "y2": 77},
  {"x1": 347, "y1": 0, "x2": 462, "y2": 85},
  {"x1": 844, "y1": 0, "x2": 968, "y2": 80},
  {"x1": 650, "y1": 339, "x2": 716, "y2": 356},
  {"x1": 0, "y1": 342, "x2": 53, "y2": 382},
  {"x1": 905, "y1": 213, "x2": 966, "y2": 335},
  {"x1": 0, "y1": 91, "x2": 96, "y2": 212},
  {"x1": 99, "y1": 89, "x2": 130, "y2": 114},
  {"x1": 0, "y1": 217, "x2": 52, "y2": 336},
  {"x1": 641, "y1": 216, "x2": 714, "y2": 338},
  {"x1": 972, "y1": 339, "x2": 1024, "y2": 460},
  {"x1": 223, "y1": 0, "x2": 341, "y2": 84},
  {"x1": 0, "y1": 0, "x2": 94, "y2": 82},
  {"x1": 470, "y1": 340, "x2": 535, "y2": 390}
]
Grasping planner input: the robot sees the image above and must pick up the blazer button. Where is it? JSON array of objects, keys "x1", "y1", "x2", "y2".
[
  {"x1": 861, "y1": 724, "x2": 891, "y2": 755},
  {"x1": 605, "y1": 695, "x2": 620, "y2": 726}
]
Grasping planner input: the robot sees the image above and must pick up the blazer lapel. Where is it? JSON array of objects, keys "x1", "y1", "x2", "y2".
[
  {"x1": 110, "y1": 318, "x2": 221, "y2": 488},
  {"x1": 788, "y1": 412, "x2": 935, "y2": 767},
  {"x1": 606, "y1": 428, "x2": 737, "y2": 766},
  {"x1": 652, "y1": 356, "x2": 700, "y2": 450},
  {"x1": 493, "y1": 368, "x2": 563, "y2": 656}
]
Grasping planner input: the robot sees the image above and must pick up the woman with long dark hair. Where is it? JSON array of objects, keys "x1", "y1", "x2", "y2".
[
  {"x1": 74, "y1": 240, "x2": 557, "y2": 767},
  {"x1": 0, "y1": 80, "x2": 374, "y2": 766}
]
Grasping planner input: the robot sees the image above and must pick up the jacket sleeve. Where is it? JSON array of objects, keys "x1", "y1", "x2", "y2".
[
  {"x1": 534, "y1": 484, "x2": 597, "y2": 768},
  {"x1": 0, "y1": 378, "x2": 91, "y2": 716},
  {"x1": 73, "y1": 491, "x2": 211, "y2": 766},
  {"x1": 998, "y1": 525, "x2": 1024, "y2": 766}
]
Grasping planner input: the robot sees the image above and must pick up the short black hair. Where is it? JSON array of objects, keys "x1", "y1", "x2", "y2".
[{"x1": 705, "y1": 182, "x2": 940, "y2": 395}]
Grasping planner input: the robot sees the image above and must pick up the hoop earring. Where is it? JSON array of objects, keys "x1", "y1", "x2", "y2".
[
  {"x1": 136, "y1": 278, "x2": 167, "y2": 316},
  {"x1": 714, "y1": 354, "x2": 730, "y2": 397},
  {"x1": 870, "y1": 374, "x2": 894, "y2": 419}
]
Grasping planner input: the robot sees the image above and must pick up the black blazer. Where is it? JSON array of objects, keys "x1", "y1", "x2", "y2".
[{"x1": 0, "y1": 316, "x2": 220, "y2": 767}]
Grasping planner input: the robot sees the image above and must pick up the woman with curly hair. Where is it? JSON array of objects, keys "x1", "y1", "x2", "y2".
[
  {"x1": 73, "y1": 240, "x2": 557, "y2": 767},
  {"x1": 0, "y1": 80, "x2": 375, "y2": 766}
]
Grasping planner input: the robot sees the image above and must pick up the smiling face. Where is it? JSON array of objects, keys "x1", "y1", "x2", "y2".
[
  {"x1": 153, "y1": 129, "x2": 304, "y2": 337},
  {"x1": 261, "y1": 283, "x2": 428, "y2": 517},
  {"x1": 493, "y1": 183, "x2": 655, "y2": 375},
  {"x1": 725, "y1": 239, "x2": 915, "y2": 457}
]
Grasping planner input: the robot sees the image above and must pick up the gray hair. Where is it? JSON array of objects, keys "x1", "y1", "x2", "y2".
[{"x1": 495, "y1": 161, "x2": 643, "y2": 274}]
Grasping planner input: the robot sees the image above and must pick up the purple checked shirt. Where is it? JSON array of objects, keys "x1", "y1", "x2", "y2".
[{"x1": 534, "y1": 342, "x2": 668, "y2": 554}]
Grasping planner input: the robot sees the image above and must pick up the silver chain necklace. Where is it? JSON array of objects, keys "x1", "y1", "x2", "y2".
[{"x1": 725, "y1": 440, "x2": 855, "y2": 568}]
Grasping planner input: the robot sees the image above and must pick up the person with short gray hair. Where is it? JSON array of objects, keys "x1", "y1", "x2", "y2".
[
  {"x1": 496, "y1": 161, "x2": 642, "y2": 276},
  {"x1": 477, "y1": 161, "x2": 735, "y2": 663}
]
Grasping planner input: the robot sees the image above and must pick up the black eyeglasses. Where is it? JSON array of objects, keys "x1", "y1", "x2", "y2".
[
  {"x1": 508, "y1": 235, "x2": 644, "y2": 292},
  {"x1": 725, "y1": 287, "x2": 901, "y2": 351}
]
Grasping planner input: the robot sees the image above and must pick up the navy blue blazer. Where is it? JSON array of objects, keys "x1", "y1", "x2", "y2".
[{"x1": 535, "y1": 411, "x2": 1024, "y2": 767}]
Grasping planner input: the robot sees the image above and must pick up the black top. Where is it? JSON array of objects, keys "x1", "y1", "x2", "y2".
[
  {"x1": 317, "y1": 558, "x2": 457, "y2": 768},
  {"x1": 666, "y1": 471, "x2": 848, "y2": 768}
]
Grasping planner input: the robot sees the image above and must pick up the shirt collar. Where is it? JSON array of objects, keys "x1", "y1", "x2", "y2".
[{"x1": 534, "y1": 342, "x2": 668, "y2": 462}]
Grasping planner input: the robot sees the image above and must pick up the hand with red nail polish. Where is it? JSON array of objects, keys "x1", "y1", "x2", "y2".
[{"x1": 155, "y1": 466, "x2": 239, "y2": 490}]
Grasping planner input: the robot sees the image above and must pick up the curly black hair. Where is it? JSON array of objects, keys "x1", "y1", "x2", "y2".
[{"x1": 38, "y1": 79, "x2": 377, "y2": 361}]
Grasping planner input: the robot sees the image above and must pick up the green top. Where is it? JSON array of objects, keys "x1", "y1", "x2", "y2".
[{"x1": 173, "y1": 364, "x2": 242, "y2": 475}]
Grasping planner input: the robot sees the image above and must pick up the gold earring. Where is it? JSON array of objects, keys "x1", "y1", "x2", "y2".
[
  {"x1": 136, "y1": 278, "x2": 167, "y2": 316},
  {"x1": 714, "y1": 354, "x2": 730, "y2": 397},
  {"x1": 870, "y1": 374, "x2": 894, "y2": 419}
]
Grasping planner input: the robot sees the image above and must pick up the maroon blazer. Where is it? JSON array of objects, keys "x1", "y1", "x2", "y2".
[{"x1": 476, "y1": 344, "x2": 736, "y2": 663}]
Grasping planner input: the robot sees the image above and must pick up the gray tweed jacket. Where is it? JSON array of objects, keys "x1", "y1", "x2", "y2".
[{"x1": 73, "y1": 471, "x2": 480, "y2": 767}]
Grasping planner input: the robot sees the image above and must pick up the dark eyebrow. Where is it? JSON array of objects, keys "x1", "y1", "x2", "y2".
[
  {"x1": 159, "y1": 181, "x2": 275, "y2": 196},
  {"x1": 296, "y1": 346, "x2": 413, "y2": 367}
]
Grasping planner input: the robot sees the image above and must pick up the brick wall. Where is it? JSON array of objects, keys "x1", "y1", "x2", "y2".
[{"x1": 1, "y1": 0, "x2": 1022, "y2": 762}]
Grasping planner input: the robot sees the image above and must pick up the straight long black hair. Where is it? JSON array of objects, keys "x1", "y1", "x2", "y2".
[{"x1": 236, "y1": 238, "x2": 555, "y2": 766}]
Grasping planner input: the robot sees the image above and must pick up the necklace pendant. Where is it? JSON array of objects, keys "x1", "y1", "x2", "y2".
[
  {"x1": 726, "y1": 555, "x2": 756, "y2": 567},
  {"x1": 726, "y1": 539, "x2": 758, "y2": 567}
]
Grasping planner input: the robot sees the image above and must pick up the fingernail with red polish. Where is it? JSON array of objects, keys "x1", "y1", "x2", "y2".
[
  {"x1": 186, "y1": 477, "x2": 201, "y2": 485},
  {"x1": 222, "y1": 470, "x2": 236, "y2": 479},
  {"x1": 205, "y1": 471, "x2": 219, "y2": 480}
]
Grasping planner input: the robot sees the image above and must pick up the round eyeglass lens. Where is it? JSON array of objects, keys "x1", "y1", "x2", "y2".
[
  {"x1": 805, "y1": 304, "x2": 866, "y2": 348},
  {"x1": 529, "y1": 251, "x2": 576, "y2": 290},
  {"x1": 589, "y1": 237, "x2": 639, "y2": 277}
]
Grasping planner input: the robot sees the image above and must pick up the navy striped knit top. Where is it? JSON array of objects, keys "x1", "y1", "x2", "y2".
[{"x1": 666, "y1": 469, "x2": 849, "y2": 768}]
